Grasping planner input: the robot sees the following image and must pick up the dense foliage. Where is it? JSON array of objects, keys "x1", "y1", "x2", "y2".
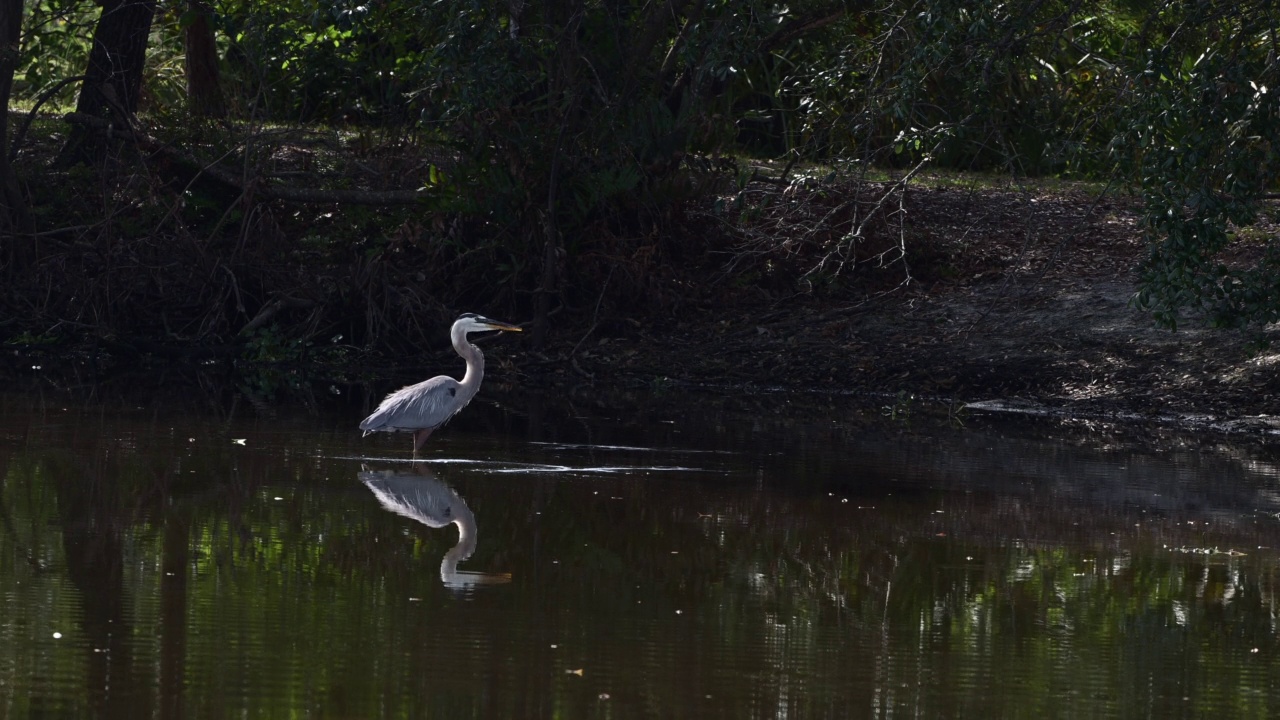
[
  {"x1": 1127, "y1": 3, "x2": 1280, "y2": 328},
  {"x1": 3, "y1": 0, "x2": 1280, "y2": 356}
]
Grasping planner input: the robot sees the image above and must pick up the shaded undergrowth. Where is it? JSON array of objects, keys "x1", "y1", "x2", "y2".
[{"x1": 1, "y1": 117, "x2": 1128, "y2": 378}]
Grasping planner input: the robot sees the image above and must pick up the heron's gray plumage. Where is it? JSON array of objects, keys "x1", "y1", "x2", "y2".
[
  {"x1": 359, "y1": 313, "x2": 521, "y2": 454},
  {"x1": 359, "y1": 374, "x2": 474, "y2": 435}
]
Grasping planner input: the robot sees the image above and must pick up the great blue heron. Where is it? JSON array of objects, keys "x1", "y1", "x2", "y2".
[
  {"x1": 359, "y1": 467, "x2": 511, "y2": 587},
  {"x1": 359, "y1": 313, "x2": 522, "y2": 455}
]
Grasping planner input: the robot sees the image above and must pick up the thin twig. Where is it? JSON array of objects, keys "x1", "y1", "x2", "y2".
[{"x1": 571, "y1": 266, "x2": 615, "y2": 358}]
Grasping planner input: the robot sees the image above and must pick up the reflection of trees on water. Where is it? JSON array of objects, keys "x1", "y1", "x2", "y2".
[
  {"x1": 7, "y1": 386, "x2": 1280, "y2": 716},
  {"x1": 14, "y1": 444, "x2": 162, "y2": 717},
  {"x1": 359, "y1": 467, "x2": 511, "y2": 588}
]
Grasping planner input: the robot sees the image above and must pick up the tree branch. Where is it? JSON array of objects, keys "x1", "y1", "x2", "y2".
[
  {"x1": 11, "y1": 75, "x2": 87, "y2": 161},
  {"x1": 759, "y1": 8, "x2": 848, "y2": 51}
]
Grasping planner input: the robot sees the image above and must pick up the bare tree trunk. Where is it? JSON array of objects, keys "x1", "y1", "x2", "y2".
[
  {"x1": 184, "y1": 0, "x2": 224, "y2": 118},
  {"x1": 0, "y1": 0, "x2": 33, "y2": 277},
  {"x1": 55, "y1": 0, "x2": 158, "y2": 167}
]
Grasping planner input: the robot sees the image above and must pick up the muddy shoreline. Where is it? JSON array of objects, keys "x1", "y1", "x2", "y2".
[
  {"x1": 527, "y1": 182, "x2": 1280, "y2": 434},
  {"x1": 541, "y1": 272, "x2": 1280, "y2": 435}
]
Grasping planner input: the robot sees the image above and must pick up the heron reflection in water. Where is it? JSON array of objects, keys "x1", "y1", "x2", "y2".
[
  {"x1": 359, "y1": 313, "x2": 523, "y2": 456},
  {"x1": 359, "y1": 467, "x2": 511, "y2": 588}
]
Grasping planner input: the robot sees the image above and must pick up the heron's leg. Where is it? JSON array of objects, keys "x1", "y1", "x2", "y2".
[{"x1": 412, "y1": 428, "x2": 434, "y2": 455}]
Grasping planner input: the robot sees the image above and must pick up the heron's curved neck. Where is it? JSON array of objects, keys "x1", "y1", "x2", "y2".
[
  {"x1": 442, "y1": 515, "x2": 478, "y2": 572},
  {"x1": 451, "y1": 324, "x2": 485, "y2": 390}
]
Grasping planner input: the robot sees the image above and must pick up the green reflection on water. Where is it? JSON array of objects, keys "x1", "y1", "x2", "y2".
[{"x1": 1, "y1": 388, "x2": 1280, "y2": 718}]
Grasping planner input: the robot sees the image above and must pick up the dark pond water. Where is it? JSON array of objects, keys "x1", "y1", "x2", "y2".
[{"x1": 3, "y1": 376, "x2": 1280, "y2": 718}]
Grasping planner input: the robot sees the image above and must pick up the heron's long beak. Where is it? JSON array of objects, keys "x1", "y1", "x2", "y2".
[{"x1": 484, "y1": 321, "x2": 523, "y2": 333}]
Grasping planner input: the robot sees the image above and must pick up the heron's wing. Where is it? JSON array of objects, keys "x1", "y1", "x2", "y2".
[{"x1": 359, "y1": 375, "x2": 473, "y2": 432}]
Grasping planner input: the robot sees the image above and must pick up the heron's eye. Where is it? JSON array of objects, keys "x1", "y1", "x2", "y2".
[{"x1": 448, "y1": 388, "x2": 456, "y2": 397}]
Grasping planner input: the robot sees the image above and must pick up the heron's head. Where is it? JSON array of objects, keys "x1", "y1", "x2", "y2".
[{"x1": 455, "y1": 313, "x2": 523, "y2": 335}]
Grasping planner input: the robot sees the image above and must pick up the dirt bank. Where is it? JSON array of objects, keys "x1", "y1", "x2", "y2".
[{"x1": 544, "y1": 184, "x2": 1280, "y2": 433}]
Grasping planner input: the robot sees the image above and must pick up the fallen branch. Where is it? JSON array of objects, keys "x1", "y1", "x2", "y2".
[
  {"x1": 63, "y1": 112, "x2": 433, "y2": 205},
  {"x1": 240, "y1": 296, "x2": 317, "y2": 336}
]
